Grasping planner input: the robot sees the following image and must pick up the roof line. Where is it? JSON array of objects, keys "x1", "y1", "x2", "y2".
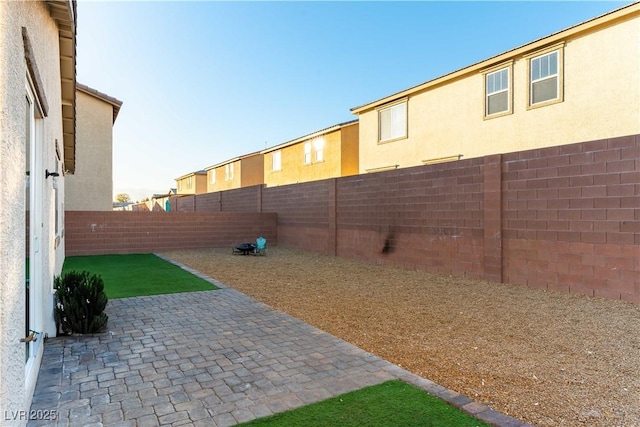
[
  {"x1": 351, "y1": 2, "x2": 640, "y2": 114},
  {"x1": 261, "y1": 119, "x2": 358, "y2": 154},
  {"x1": 77, "y1": 82, "x2": 123, "y2": 123}
]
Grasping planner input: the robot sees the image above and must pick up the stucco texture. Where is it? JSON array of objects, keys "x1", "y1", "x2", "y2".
[
  {"x1": 358, "y1": 14, "x2": 640, "y2": 172},
  {"x1": 1, "y1": 1, "x2": 67, "y2": 423},
  {"x1": 65, "y1": 90, "x2": 114, "y2": 210}
]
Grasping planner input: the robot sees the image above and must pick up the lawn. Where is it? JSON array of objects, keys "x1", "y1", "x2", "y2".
[
  {"x1": 61, "y1": 253, "x2": 218, "y2": 299},
  {"x1": 238, "y1": 380, "x2": 490, "y2": 427}
]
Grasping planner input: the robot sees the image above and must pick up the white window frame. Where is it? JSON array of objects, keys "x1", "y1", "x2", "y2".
[
  {"x1": 225, "y1": 163, "x2": 234, "y2": 181},
  {"x1": 378, "y1": 99, "x2": 407, "y2": 143},
  {"x1": 210, "y1": 170, "x2": 215, "y2": 184},
  {"x1": 314, "y1": 138, "x2": 324, "y2": 162},
  {"x1": 527, "y1": 44, "x2": 564, "y2": 109},
  {"x1": 483, "y1": 62, "x2": 512, "y2": 119},
  {"x1": 304, "y1": 142, "x2": 311, "y2": 165},
  {"x1": 272, "y1": 150, "x2": 282, "y2": 171}
]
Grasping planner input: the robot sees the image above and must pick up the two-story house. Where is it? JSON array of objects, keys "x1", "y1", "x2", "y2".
[
  {"x1": 262, "y1": 120, "x2": 359, "y2": 187},
  {"x1": 65, "y1": 83, "x2": 122, "y2": 211},
  {"x1": 351, "y1": 3, "x2": 640, "y2": 172},
  {"x1": 175, "y1": 170, "x2": 207, "y2": 195},
  {"x1": 205, "y1": 151, "x2": 264, "y2": 193}
]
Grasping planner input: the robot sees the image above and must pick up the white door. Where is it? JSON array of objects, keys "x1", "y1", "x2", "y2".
[{"x1": 25, "y1": 81, "x2": 43, "y2": 387}]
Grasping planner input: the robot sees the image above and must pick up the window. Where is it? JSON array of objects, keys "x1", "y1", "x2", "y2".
[
  {"x1": 225, "y1": 163, "x2": 234, "y2": 181},
  {"x1": 314, "y1": 138, "x2": 324, "y2": 162},
  {"x1": 272, "y1": 150, "x2": 281, "y2": 171},
  {"x1": 378, "y1": 100, "x2": 407, "y2": 142},
  {"x1": 304, "y1": 142, "x2": 311, "y2": 165},
  {"x1": 485, "y1": 67, "x2": 510, "y2": 117},
  {"x1": 529, "y1": 49, "x2": 561, "y2": 106},
  {"x1": 210, "y1": 170, "x2": 215, "y2": 184},
  {"x1": 186, "y1": 176, "x2": 193, "y2": 189}
]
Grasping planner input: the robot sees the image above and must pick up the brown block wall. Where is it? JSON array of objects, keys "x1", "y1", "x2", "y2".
[
  {"x1": 220, "y1": 186, "x2": 262, "y2": 212},
  {"x1": 65, "y1": 211, "x2": 277, "y2": 256},
  {"x1": 336, "y1": 159, "x2": 485, "y2": 277},
  {"x1": 85, "y1": 134, "x2": 637, "y2": 303},
  {"x1": 262, "y1": 181, "x2": 332, "y2": 254},
  {"x1": 502, "y1": 135, "x2": 640, "y2": 303}
]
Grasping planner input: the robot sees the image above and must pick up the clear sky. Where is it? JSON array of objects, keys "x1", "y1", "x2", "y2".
[{"x1": 75, "y1": 0, "x2": 632, "y2": 202}]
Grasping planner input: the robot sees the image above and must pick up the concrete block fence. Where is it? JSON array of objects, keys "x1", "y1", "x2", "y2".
[
  {"x1": 64, "y1": 211, "x2": 277, "y2": 256},
  {"x1": 66, "y1": 134, "x2": 639, "y2": 303}
]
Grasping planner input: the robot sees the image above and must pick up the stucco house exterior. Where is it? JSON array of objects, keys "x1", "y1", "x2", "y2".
[
  {"x1": 261, "y1": 120, "x2": 359, "y2": 187},
  {"x1": 0, "y1": 0, "x2": 76, "y2": 422},
  {"x1": 351, "y1": 3, "x2": 640, "y2": 173},
  {"x1": 205, "y1": 151, "x2": 264, "y2": 193},
  {"x1": 65, "y1": 83, "x2": 122, "y2": 211},
  {"x1": 175, "y1": 170, "x2": 207, "y2": 195}
]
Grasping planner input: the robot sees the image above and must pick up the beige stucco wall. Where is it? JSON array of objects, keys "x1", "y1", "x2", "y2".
[
  {"x1": 240, "y1": 154, "x2": 264, "y2": 188},
  {"x1": 0, "y1": 0, "x2": 67, "y2": 422},
  {"x1": 207, "y1": 160, "x2": 242, "y2": 192},
  {"x1": 358, "y1": 15, "x2": 640, "y2": 172},
  {"x1": 340, "y1": 122, "x2": 359, "y2": 176},
  {"x1": 177, "y1": 173, "x2": 207, "y2": 195},
  {"x1": 65, "y1": 90, "x2": 113, "y2": 210},
  {"x1": 264, "y1": 127, "x2": 350, "y2": 187},
  {"x1": 207, "y1": 154, "x2": 265, "y2": 193}
]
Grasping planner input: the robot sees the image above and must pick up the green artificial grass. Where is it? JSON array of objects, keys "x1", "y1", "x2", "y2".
[
  {"x1": 62, "y1": 254, "x2": 218, "y2": 299},
  {"x1": 238, "y1": 380, "x2": 490, "y2": 427}
]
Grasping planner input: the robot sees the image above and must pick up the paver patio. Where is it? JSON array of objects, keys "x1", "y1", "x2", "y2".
[{"x1": 28, "y1": 266, "x2": 529, "y2": 427}]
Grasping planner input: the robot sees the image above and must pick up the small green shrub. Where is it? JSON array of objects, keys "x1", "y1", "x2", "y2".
[{"x1": 54, "y1": 270, "x2": 108, "y2": 334}]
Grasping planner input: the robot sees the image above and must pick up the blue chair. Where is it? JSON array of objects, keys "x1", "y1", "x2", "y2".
[{"x1": 255, "y1": 237, "x2": 267, "y2": 256}]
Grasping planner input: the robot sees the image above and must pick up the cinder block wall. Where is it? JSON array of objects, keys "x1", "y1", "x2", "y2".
[
  {"x1": 263, "y1": 181, "x2": 332, "y2": 254},
  {"x1": 65, "y1": 211, "x2": 277, "y2": 256},
  {"x1": 335, "y1": 158, "x2": 487, "y2": 279},
  {"x1": 501, "y1": 135, "x2": 639, "y2": 301},
  {"x1": 169, "y1": 134, "x2": 639, "y2": 303}
]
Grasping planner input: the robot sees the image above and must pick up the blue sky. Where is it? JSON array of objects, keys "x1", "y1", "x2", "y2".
[{"x1": 75, "y1": 1, "x2": 631, "y2": 202}]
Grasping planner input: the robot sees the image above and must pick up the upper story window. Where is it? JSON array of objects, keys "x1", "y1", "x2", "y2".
[
  {"x1": 304, "y1": 142, "x2": 311, "y2": 165},
  {"x1": 485, "y1": 67, "x2": 511, "y2": 117},
  {"x1": 528, "y1": 46, "x2": 563, "y2": 107},
  {"x1": 210, "y1": 170, "x2": 215, "y2": 184},
  {"x1": 378, "y1": 100, "x2": 407, "y2": 143},
  {"x1": 314, "y1": 138, "x2": 324, "y2": 162},
  {"x1": 225, "y1": 163, "x2": 234, "y2": 181},
  {"x1": 186, "y1": 176, "x2": 193, "y2": 189},
  {"x1": 272, "y1": 150, "x2": 282, "y2": 171}
]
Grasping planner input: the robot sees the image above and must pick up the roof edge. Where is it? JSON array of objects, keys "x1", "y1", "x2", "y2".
[
  {"x1": 261, "y1": 119, "x2": 358, "y2": 154},
  {"x1": 351, "y1": 2, "x2": 640, "y2": 114},
  {"x1": 77, "y1": 82, "x2": 123, "y2": 123}
]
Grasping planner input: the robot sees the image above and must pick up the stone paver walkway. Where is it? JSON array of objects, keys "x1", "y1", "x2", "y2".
[{"x1": 29, "y1": 264, "x2": 530, "y2": 427}]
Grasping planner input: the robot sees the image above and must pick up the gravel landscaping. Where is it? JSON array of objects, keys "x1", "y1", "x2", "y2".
[{"x1": 162, "y1": 247, "x2": 640, "y2": 427}]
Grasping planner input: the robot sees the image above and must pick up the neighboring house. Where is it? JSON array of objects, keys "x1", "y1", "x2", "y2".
[
  {"x1": 205, "y1": 151, "x2": 264, "y2": 193},
  {"x1": 0, "y1": 0, "x2": 76, "y2": 420},
  {"x1": 65, "y1": 83, "x2": 122, "y2": 210},
  {"x1": 262, "y1": 120, "x2": 359, "y2": 187},
  {"x1": 351, "y1": 3, "x2": 640, "y2": 173},
  {"x1": 175, "y1": 170, "x2": 207, "y2": 195},
  {"x1": 150, "y1": 188, "x2": 177, "y2": 211},
  {"x1": 112, "y1": 202, "x2": 134, "y2": 211}
]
